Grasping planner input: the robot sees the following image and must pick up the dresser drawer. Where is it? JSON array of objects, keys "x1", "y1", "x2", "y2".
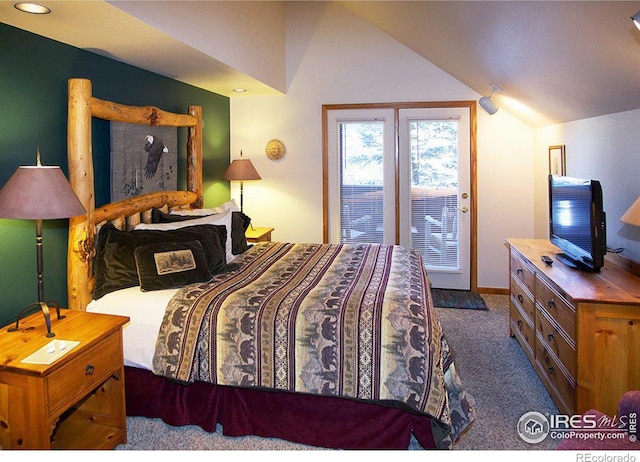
[
  {"x1": 535, "y1": 337, "x2": 575, "y2": 415},
  {"x1": 511, "y1": 254, "x2": 535, "y2": 295},
  {"x1": 510, "y1": 303, "x2": 535, "y2": 362},
  {"x1": 535, "y1": 306, "x2": 576, "y2": 379},
  {"x1": 46, "y1": 332, "x2": 122, "y2": 417},
  {"x1": 510, "y1": 276, "x2": 535, "y2": 322},
  {"x1": 535, "y1": 277, "x2": 576, "y2": 341}
]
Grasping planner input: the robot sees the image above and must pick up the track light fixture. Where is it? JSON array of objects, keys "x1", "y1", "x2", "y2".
[
  {"x1": 632, "y1": 11, "x2": 640, "y2": 30},
  {"x1": 479, "y1": 83, "x2": 501, "y2": 115}
]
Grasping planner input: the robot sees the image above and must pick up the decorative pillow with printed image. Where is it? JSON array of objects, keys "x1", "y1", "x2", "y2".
[{"x1": 134, "y1": 240, "x2": 212, "y2": 291}]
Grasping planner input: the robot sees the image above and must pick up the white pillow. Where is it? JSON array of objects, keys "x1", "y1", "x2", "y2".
[
  {"x1": 170, "y1": 199, "x2": 240, "y2": 217},
  {"x1": 135, "y1": 208, "x2": 235, "y2": 263}
]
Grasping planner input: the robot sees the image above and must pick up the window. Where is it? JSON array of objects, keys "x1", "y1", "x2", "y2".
[
  {"x1": 339, "y1": 121, "x2": 384, "y2": 244},
  {"x1": 407, "y1": 118, "x2": 460, "y2": 270}
]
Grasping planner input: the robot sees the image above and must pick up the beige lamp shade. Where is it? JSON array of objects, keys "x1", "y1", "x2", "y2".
[
  {"x1": 621, "y1": 197, "x2": 640, "y2": 227},
  {"x1": 222, "y1": 156, "x2": 261, "y2": 213},
  {"x1": 633, "y1": 10, "x2": 640, "y2": 30},
  {"x1": 222, "y1": 159, "x2": 262, "y2": 181},
  {"x1": 0, "y1": 162, "x2": 86, "y2": 338},
  {"x1": 0, "y1": 165, "x2": 86, "y2": 219}
]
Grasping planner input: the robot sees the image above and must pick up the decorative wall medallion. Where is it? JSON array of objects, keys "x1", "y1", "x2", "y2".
[{"x1": 265, "y1": 139, "x2": 286, "y2": 161}]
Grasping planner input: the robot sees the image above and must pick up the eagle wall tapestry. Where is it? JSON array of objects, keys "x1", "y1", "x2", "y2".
[{"x1": 110, "y1": 122, "x2": 178, "y2": 202}]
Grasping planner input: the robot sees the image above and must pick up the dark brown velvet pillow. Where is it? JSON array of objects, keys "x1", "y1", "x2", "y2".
[
  {"x1": 134, "y1": 240, "x2": 212, "y2": 291},
  {"x1": 152, "y1": 208, "x2": 252, "y2": 255},
  {"x1": 231, "y1": 211, "x2": 252, "y2": 254},
  {"x1": 92, "y1": 223, "x2": 227, "y2": 300},
  {"x1": 151, "y1": 208, "x2": 195, "y2": 223}
]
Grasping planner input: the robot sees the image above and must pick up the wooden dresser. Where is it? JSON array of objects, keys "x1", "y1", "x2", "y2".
[
  {"x1": 0, "y1": 310, "x2": 129, "y2": 449},
  {"x1": 506, "y1": 238, "x2": 640, "y2": 416}
]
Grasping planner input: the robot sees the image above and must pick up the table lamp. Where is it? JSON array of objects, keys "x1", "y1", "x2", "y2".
[
  {"x1": 0, "y1": 150, "x2": 86, "y2": 337},
  {"x1": 222, "y1": 151, "x2": 261, "y2": 213},
  {"x1": 621, "y1": 197, "x2": 640, "y2": 227}
]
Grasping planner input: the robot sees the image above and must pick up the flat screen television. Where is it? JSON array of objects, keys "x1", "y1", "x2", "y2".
[{"x1": 549, "y1": 175, "x2": 606, "y2": 271}]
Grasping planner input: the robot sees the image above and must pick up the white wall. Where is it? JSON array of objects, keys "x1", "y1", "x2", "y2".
[
  {"x1": 230, "y1": 2, "x2": 535, "y2": 290},
  {"x1": 534, "y1": 109, "x2": 640, "y2": 264},
  {"x1": 111, "y1": 1, "x2": 287, "y2": 92}
]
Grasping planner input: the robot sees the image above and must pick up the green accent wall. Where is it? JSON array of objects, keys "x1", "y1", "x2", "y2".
[{"x1": 0, "y1": 23, "x2": 230, "y2": 327}]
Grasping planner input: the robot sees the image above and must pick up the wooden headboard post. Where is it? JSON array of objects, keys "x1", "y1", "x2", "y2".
[
  {"x1": 187, "y1": 105, "x2": 203, "y2": 209},
  {"x1": 66, "y1": 78, "x2": 204, "y2": 311},
  {"x1": 67, "y1": 79, "x2": 96, "y2": 312}
]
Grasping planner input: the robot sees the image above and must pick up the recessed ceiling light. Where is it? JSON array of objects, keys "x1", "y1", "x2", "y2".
[
  {"x1": 14, "y1": 2, "x2": 51, "y2": 14},
  {"x1": 233, "y1": 88, "x2": 247, "y2": 93}
]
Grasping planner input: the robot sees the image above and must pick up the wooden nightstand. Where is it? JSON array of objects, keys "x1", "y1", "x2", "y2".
[
  {"x1": 246, "y1": 226, "x2": 274, "y2": 243},
  {"x1": 0, "y1": 309, "x2": 129, "y2": 449}
]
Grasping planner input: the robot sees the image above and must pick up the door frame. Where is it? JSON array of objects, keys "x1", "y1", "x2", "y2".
[{"x1": 322, "y1": 101, "x2": 478, "y2": 291}]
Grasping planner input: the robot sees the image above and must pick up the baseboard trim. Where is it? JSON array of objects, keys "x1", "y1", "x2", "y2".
[{"x1": 477, "y1": 287, "x2": 509, "y2": 295}]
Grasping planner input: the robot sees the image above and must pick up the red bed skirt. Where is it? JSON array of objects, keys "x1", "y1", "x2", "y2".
[{"x1": 124, "y1": 366, "x2": 438, "y2": 449}]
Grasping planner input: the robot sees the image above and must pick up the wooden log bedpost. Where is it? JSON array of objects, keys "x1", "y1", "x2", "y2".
[
  {"x1": 187, "y1": 105, "x2": 204, "y2": 209},
  {"x1": 67, "y1": 78, "x2": 94, "y2": 311}
]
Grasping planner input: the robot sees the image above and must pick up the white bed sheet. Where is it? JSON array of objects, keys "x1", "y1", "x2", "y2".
[{"x1": 86, "y1": 286, "x2": 177, "y2": 370}]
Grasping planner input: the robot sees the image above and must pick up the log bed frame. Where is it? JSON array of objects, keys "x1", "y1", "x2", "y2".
[
  {"x1": 67, "y1": 78, "x2": 203, "y2": 311},
  {"x1": 64, "y1": 78, "x2": 443, "y2": 449}
]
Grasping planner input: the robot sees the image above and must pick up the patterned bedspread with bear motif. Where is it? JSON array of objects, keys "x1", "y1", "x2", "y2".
[{"x1": 153, "y1": 242, "x2": 473, "y2": 446}]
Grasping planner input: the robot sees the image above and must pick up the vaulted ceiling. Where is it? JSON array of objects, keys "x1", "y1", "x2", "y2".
[
  {"x1": 341, "y1": 1, "x2": 640, "y2": 127},
  {"x1": 2, "y1": 1, "x2": 640, "y2": 127}
]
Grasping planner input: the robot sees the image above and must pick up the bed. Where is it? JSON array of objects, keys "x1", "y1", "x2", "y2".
[{"x1": 66, "y1": 78, "x2": 474, "y2": 449}]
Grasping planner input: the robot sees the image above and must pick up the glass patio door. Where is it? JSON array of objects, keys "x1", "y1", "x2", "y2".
[
  {"x1": 324, "y1": 104, "x2": 473, "y2": 291},
  {"x1": 398, "y1": 108, "x2": 471, "y2": 290}
]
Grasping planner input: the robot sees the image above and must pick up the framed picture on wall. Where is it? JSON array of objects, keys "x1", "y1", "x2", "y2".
[
  {"x1": 110, "y1": 122, "x2": 178, "y2": 202},
  {"x1": 548, "y1": 145, "x2": 566, "y2": 176}
]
